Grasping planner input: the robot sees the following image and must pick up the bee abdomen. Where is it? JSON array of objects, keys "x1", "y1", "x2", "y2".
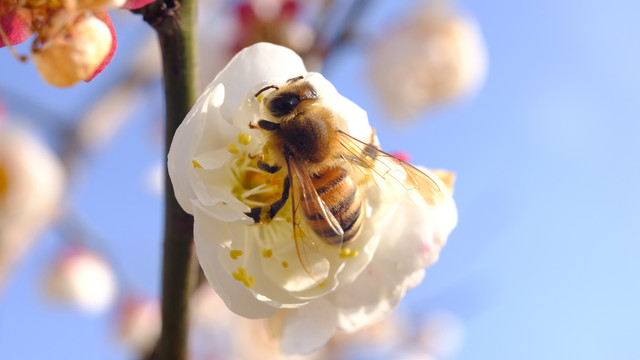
[{"x1": 303, "y1": 167, "x2": 363, "y2": 245}]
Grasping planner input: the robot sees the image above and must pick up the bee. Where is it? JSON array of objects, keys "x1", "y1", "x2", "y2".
[{"x1": 246, "y1": 75, "x2": 444, "y2": 274}]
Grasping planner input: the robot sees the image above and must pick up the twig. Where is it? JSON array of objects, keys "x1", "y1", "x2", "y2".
[{"x1": 132, "y1": 1, "x2": 198, "y2": 359}]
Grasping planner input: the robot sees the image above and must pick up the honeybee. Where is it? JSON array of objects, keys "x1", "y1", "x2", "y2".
[{"x1": 246, "y1": 75, "x2": 444, "y2": 274}]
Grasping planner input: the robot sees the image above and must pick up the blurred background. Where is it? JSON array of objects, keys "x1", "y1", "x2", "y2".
[{"x1": 1, "y1": 0, "x2": 640, "y2": 359}]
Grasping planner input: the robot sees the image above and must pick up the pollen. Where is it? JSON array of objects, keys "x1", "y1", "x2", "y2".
[
  {"x1": 232, "y1": 267, "x2": 255, "y2": 288},
  {"x1": 262, "y1": 249, "x2": 273, "y2": 258},
  {"x1": 339, "y1": 248, "x2": 359, "y2": 259},
  {"x1": 317, "y1": 281, "x2": 327, "y2": 288},
  {"x1": 226, "y1": 143, "x2": 239, "y2": 154},
  {"x1": 281, "y1": 261, "x2": 289, "y2": 268},
  {"x1": 230, "y1": 250, "x2": 243, "y2": 260},
  {"x1": 257, "y1": 93, "x2": 265, "y2": 103},
  {"x1": 192, "y1": 160, "x2": 202, "y2": 168},
  {"x1": 237, "y1": 132, "x2": 252, "y2": 146}
]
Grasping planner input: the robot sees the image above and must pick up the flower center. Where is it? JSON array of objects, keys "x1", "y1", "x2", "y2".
[{"x1": 227, "y1": 132, "x2": 287, "y2": 212}]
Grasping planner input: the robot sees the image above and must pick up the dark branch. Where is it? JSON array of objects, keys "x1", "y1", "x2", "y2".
[{"x1": 134, "y1": 1, "x2": 198, "y2": 360}]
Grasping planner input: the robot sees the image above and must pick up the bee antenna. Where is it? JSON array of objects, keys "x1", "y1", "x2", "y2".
[{"x1": 255, "y1": 85, "x2": 279, "y2": 98}]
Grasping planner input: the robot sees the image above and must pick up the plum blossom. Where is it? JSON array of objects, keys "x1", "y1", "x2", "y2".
[
  {"x1": 0, "y1": 126, "x2": 65, "y2": 290},
  {"x1": 0, "y1": 0, "x2": 154, "y2": 86},
  {"x1": 168, "y1": 42, "x2": 457, "y2": 353},
  {"x1": 369, "y1": 0, "x2": 487, "y2": 120}
]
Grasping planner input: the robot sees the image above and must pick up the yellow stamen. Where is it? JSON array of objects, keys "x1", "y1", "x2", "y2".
[
  {"x1": 281, "y1": 261, "x2": 289, "y2": 268},
  {"x1": 192, "y1": 160, "x2": 202, "y2": 168},
  {"x1": 237, "y1": 132, "x2": 252, "y2": 146},
  {"x1": 262, "y1": 249, "x2": 273, "y2": 258},
  {"x1": 340, "y1": 248, "x2": 359, "y2": 258},
  {"x1": 232, "y1": 267, "x2": 254, "y2": 288},
  {"x1": 230, "y1": 250, "x2": 243, "y2": 260},
  {"x1": 257, "y1": 93, "x2": 265, "y2": 103},
  {"x1": 226, "y1": 143, "x2": 239, "y2": 154}
]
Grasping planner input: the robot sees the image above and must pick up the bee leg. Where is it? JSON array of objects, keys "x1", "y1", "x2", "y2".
[
  {"x1": 258, "y1": 120, "x2": 280, "y2": 131},
  {"x1": 245, "y1": 177, "x2": 290, "y2": 223},
  {"x1": 255, "y1": 85, "x2": 279, "y2": 98},
  {"x1": 286, "y1": 75, "x2": 304, "y2": 83},
  {"x1": 257, "y1": 160, "x2": 281, "y2": 174}
]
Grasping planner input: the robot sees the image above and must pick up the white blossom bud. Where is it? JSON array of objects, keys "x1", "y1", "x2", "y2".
[
  {"x1": 43, "y1": 248, "x2": 118, "y2": 313},
  {"x1": 32, "y1": 15, "x2": 113, "y2": 87},
  {"x1": 370, "y1": 2, "x2": 487, "y2": 120}
]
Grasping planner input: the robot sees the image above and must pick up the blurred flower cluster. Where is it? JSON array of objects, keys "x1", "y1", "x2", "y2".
[
  {"x1": 0, "y1": 123, "x2": 65, "y2": 289},
  {"x1": 0, "y1": 0, "x2": 152, "y2": 86}
]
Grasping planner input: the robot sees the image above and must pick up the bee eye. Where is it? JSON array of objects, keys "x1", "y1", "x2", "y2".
[
  {"x1": 269, "y1": 93, "x2": 301, "y2": 117},
  {"x1": 305, "y1": 88, "x2": 317, "y2": 100}
]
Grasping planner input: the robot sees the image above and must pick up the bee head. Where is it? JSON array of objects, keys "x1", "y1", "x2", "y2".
[{"x1": 257, "y1": 78, "x2": 318, "y2": 119}]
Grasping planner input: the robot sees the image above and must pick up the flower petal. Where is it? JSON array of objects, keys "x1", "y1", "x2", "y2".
[
  {"x1": 333, "y1": 174, "x2": 457, "y2": 332},
  {"x1": 277, "y1": 299, "x2": 339, "y2": 355},
  {"x1": 0, "y1": 11, "x2": 32, "y2": 47},
  {"x1": 168, "y1": 84, "x2": 224, "y2": 214},
  {"x1": 121, "y1": 0, "x2": 155, "y2": 10},
  {"x1": 193, "y1": 207, "x2": 280, "y2": 319},
  {"x1": 211, "y1": 42, "x2": 306, "y2": 122},
  {"x1": 85, "y1": 10, "x2": 116, "y2": 82}
]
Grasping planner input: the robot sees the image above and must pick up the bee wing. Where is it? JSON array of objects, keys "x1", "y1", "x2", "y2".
[
  {"x1": 336, "y1": 130, "x2": 445, "y2": 206},
  {"x1": 287, "y1": 157, "x2": 344, "y2": 279}
]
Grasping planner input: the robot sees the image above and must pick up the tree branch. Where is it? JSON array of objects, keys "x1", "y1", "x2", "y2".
[{"x1": 133, "y1": 1, "x2": 198, "y2": 359}]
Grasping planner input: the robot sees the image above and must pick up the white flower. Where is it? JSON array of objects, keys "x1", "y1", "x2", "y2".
[
  {"x1": 43, "y1": 247, "x2": 118, "y2": 313},
  {"x1": 369, "y1": 1, "x2": 487, "y2": 120},
  {"x1": 0, "y1": 127, "x2": 65, "y2": 289},
  {"x1": 168, "y1": 42, "x2": 457, "y2": 353}
]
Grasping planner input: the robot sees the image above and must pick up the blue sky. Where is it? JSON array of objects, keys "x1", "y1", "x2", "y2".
[{"x1": 1, "y1": 0, "x2": 640, "y2": 359}]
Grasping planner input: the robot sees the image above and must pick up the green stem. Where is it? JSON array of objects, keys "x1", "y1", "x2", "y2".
[{"x1": 134, "y1": 1, "x2": 198, "y2": 359}]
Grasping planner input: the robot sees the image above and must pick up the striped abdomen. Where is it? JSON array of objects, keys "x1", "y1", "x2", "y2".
[{"x1": 302, "y1": 166, "x2": 363, "y2": 245}]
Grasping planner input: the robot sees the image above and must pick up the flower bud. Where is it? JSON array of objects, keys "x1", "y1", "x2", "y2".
[
  {"x1": 43, "y1": 248, "x2": 118, "y2": 313},
  {"x1": 32, "y1": 15, "x2": 113, "y2": 87},
  {"x1": 117, "y1": 297, "x2": 161, "y2": 355}
]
